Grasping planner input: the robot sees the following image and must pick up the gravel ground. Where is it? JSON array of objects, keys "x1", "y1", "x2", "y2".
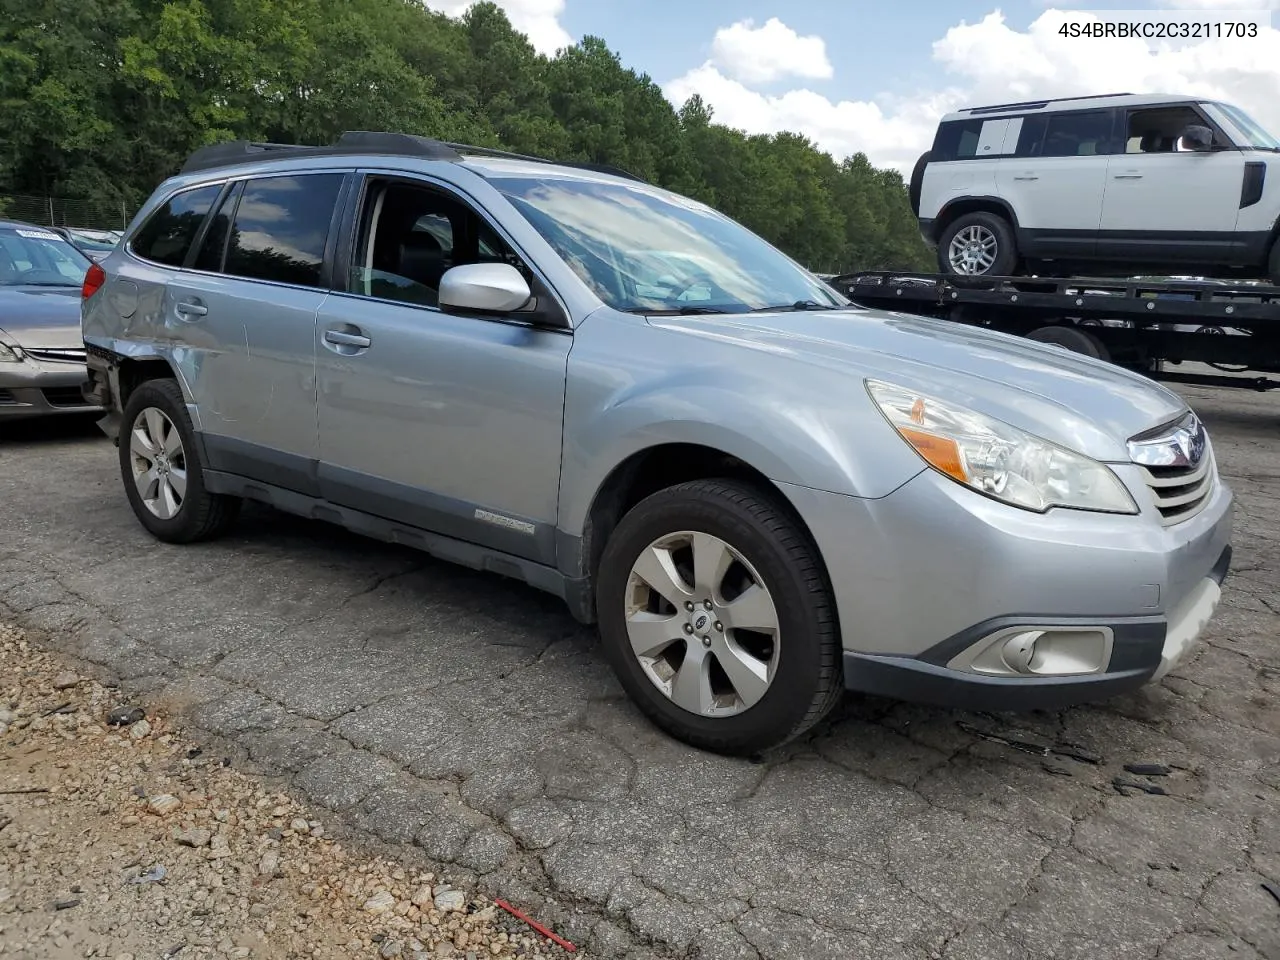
[
  {"x1": 0, "y1": 376, "x2": 1277, "y2": 960},
  {"x1": 0, "y1": 624, "x2": 575, "y2": 960}
]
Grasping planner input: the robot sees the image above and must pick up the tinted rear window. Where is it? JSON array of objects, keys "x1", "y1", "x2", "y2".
[
  {"x1": 932, "y1": 120, "x2": 984, "y2": 161},
  {"x1": 130, "y1": 184, "x2": 222, "y2": 267},
  {"x1": 222, "y1": 174, "x2": 343, "y2": 288}
]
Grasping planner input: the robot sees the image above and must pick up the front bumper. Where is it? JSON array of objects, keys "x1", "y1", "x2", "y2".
[
  {"x1": 841, "y1": 545, "x2": 1229, "y2": 711},
  {"x1": 0, "y1": 363, "x2": 102, "y2": 420},
  {"x1": 779, "y1": 461, "x2": 1234, "y2": 711}
]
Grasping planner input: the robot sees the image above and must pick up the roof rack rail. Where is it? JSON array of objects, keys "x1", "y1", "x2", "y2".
[
  {"x1": 963, "y1": 92, "x2": 1134, "y2": 115},
  {"x1": 179, "y1": 130, "x2": 649, "y2": 183}
]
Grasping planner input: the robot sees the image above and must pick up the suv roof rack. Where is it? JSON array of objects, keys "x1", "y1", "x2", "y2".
[
  {"x1": 179, "y1": 130, "x2": 648, "y2": 183},
  {"x1": 961, "y1": 92, "x2": 1135, "y2": 115}
]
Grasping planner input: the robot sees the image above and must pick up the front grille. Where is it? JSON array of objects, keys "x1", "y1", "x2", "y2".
[
  {"x1": 0, "y1": 388, "x2": 15, "y2": 404},
  {"x1": 41, "y1": 386, "x2": 91, "y2": 408},
  {"x1": 25, "y1": 347, "x2": 86, "y2": 364},
  {"x1": 1138, "y1": 450, "x2": 1215, "y2": 526}
]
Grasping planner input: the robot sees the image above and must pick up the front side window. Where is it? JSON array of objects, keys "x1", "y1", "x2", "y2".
[
  {"x1": 491, "y1": 175, "x2": 847, "y2": 314},
  {"x1": 0, "y1": 227, "x2": 91, "y2": 286},
  {"x1": 1125, "y1": 106, "x2": 1221, "y2": 153},
  {"x1": 347, "y1": 179, "x2": 526, "y2": 308},
  {"x1": 130, "y1": 184, "x2": 222, "y2": 267},
  {"x1": 1039, "y1": 111, "x2": 1117, "y2": 158},
  {"x1": 222, "y1": 174, "x2": 344, "y2": 288}
]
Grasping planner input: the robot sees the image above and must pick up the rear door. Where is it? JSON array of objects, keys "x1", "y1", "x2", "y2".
[
  {"x1": 164, "y1": 171, "x2": 350, "y2": 494},
  {"x1": 996, "y1": 108, "x2": 1117, "y2": 260}
]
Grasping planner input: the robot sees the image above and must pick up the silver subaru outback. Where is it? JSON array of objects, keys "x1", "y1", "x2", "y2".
[{"x1": 81, "y1": 132, "x2": 1233, "y2": 755}]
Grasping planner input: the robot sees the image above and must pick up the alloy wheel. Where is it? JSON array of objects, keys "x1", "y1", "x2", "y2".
[
  {"x1": 128, "y1": 407, "x2": 187, "y2": 520},
  {"x1": 948, "y1": 224, "x2": 999, "y2": 275},
  {"x1": 624, "y1": 530, "x2": 780, "y2": 717}
]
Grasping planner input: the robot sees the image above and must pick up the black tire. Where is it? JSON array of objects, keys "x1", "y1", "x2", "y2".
[
  {"x1": 1025, "y1": 323, "x2": 1110, "y2": 361},
  {"x1": 937, "y1": 211, "x2": 1018, "y2": 277},
  {"x1": 595, "y1": 479, "x2": 842, "y2": 756},
  {"x1": 118, "y1": 378, "x2": 240, "y2": 543}
]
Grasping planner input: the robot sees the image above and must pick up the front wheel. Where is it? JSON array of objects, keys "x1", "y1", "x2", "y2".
[
  {"x1": 595, "y1": 479, "x2": 843, "y2": 755},
  {"x1": 938, "y1": 211, "x2": 1018, "y2": 277},
  {"x1": 119, "y1": 378, "x2": 240, "y2": 543}
]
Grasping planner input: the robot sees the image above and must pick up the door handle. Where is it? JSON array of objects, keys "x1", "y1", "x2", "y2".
[
  {"x1": 175, "y1": 300, "x2": 207, "y2": 317},
  {"x1": 324, "y1": 329, "x2": 371, "y2": 348},
  {"x1": 1113, "y1": 173, "x2": 1143, "y2": 179},
  {"x1": 1012, "y1": 175, "x2": 1039, "y2": 181}
]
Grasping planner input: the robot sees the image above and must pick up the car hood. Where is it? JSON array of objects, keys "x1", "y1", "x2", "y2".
[
  {"x1": 654, "y1": 307, "x2": 1189, "y2": 462},
  {"x1": 0, "y1": 285, "x2": 85, "y2": 348}
]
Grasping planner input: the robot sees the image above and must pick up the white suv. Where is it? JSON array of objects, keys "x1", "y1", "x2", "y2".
[{"x1": 909, "y1": 93, "x2": 1280, "y2": 280}]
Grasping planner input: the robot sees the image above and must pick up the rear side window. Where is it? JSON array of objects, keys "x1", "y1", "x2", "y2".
[
  {"x1": 130, "y1": 184, "x2": 222, "y2": 267},
  {"x1": 932, "y1": 118, "x2": 1023, "y2": 161},
  {"x1": 932, "y1": 120, "x2": 984, "y2": 161},
  {"x1": 222, "y1": 174, "x2": 344, "y2": 288},
  {"x1": 191, "y1": 183, "x2": 238, "y2": 273},
  {"x1": 1039, "y1": 111, "x2": 1117, "y2": 157}
]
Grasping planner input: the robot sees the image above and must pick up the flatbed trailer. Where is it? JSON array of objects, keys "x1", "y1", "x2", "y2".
[{"x1": 832, "y1": 271, "x2": 1280, "y2": 391}]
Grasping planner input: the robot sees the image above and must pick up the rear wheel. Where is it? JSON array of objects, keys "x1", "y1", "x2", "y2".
[
  {"x1": 119, "y1": 378, "x2": 240, "y2": 543},
  {"x1": 595, "y1": 479, "x2": 843, "y2": 755},
  {"x1": 938, "y1": 211, "x2": 1018, "y2": 277}
]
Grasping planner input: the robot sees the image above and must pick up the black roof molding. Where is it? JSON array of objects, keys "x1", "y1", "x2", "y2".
[
  {"x1": 179, "y1": 130, "x2": 648, "y2": 183},
  {"x1": 962, "y1": 93, "x2": 1135, "y2": 115}
]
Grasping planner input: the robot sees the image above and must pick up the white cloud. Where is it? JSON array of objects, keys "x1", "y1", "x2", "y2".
[
  {"x1": 663, "y1": 8, "x2": 1280, "y2": 173},
  {"x1": 424, "y1": 0, "x2": 572, "y2": 56},
  {"x1": 708, "y1": 17, "x2": 833, "y2": 85}
]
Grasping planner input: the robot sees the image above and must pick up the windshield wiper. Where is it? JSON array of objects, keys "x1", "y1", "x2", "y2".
[
  {"x1": 623, "y1": 306, "x2": 727, "y2": 315},
  {"x1": 750, "y1": 299, "x2": 836, "y2": 312}
]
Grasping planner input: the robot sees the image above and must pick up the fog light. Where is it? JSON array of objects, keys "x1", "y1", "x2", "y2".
[
  {"x1": 1000, "y1": 632, "x2": 1039, "y2": 674},
  {"x1": 949, "y1": 625, "x2": 1114, "y2": 678}
]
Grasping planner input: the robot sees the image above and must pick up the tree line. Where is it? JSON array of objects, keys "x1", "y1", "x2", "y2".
[{"x1": 0, "y1": 0, "x2": 932, "y2": 273}]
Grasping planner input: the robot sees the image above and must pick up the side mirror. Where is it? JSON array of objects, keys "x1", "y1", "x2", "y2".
[
  {"x1": 1179, "y1": 124, "x2": 1214, "y2": 152},
  {"x1": 438, "y1": 263, "x2": 532, "y2": 315}
]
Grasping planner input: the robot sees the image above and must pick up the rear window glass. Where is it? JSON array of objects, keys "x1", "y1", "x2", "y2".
[
  {"x1": 932, "y1": 120, "x2": 984, "y2": 161},
  {"x1": 222, "y1": 174, "x2": 343, "y2": 288},
  {"x1": 130, "y1": 185, "x2": 222, "y2": 267}
]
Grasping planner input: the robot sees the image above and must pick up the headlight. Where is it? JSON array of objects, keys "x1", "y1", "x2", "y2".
[
  {"x1": 867, "y1": 379, "x2": 1138, "y2": 515},
  {"x1": 0, "y1": 343, "x2": 21, "y2": 363}
]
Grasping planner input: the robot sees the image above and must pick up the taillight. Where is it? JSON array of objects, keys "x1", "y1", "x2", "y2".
[{"x1": 82, "y1": 262, "x2": 106, "y2": 299}]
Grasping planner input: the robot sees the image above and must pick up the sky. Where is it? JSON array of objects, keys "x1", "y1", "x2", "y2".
[{"x1": 426, "y1": 0, "x2": 1280, "y2": 173}]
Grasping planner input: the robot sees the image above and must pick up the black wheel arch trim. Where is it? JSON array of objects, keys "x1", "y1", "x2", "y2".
[{"x1": 933, "y1": 196, "x2": 1021, "y2": 239}]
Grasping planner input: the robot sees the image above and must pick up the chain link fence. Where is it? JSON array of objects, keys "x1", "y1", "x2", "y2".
[{"x1": 0, "y1": 193, "x2": 137, "y2": 231}]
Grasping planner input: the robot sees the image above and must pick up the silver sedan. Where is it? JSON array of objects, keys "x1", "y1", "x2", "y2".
[{"x1": 0, "y1": 222, "x2": 103, "y2": 421}]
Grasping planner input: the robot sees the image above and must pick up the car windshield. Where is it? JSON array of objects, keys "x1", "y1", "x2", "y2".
[
  {"x1": 70, "y1": 232, "x2": 118, "y2": 252},
  {"x1": 0, "y1": 227, "x2": 91, "y2": 286},
  {"x1": 1209, "y1": 102, "x2": 1280, "y2": 151},
  {"x1": 491, "y1": 174, "x2": 847, "y2": 314}
]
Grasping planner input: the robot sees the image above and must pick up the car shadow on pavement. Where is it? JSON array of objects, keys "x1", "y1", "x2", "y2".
[{"x1": 0, "y1": 414, "x2": 106, "y2": 447}]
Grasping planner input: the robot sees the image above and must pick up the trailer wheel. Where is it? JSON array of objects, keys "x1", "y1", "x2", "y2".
[{"x1": 1025, "y1": 324, "x2": 1110, "y2": 362}]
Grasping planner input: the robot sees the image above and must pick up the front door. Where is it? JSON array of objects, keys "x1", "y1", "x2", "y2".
[
  {"x1": 314, "y1": 174, "x2": 571, "y2": 565},
  {"x1": 168, "y1": 172, "x2": 348, "y2": 493},
  {"x1": 1099, "y1": 105, "x2": 1246, "y2": 265}
]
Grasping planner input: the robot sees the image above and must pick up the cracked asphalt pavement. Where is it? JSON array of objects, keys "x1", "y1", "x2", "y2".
[{"x1": 1, "y1": 379, "x2": 1278, "y2": 960}]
